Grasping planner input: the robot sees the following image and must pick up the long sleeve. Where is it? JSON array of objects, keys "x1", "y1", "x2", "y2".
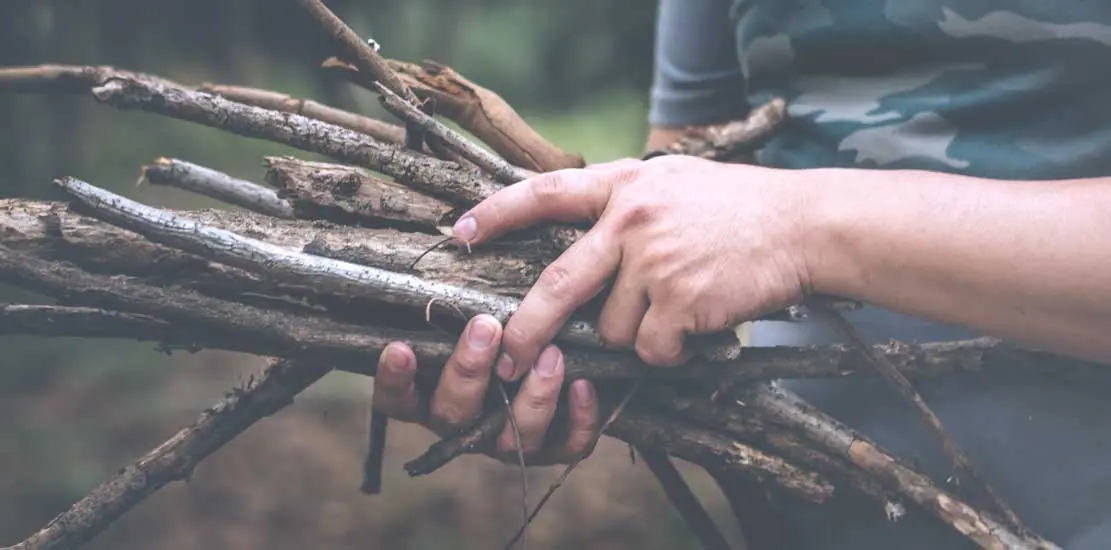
[{"x1": 648, "y1": 0, "x2": 749, "y2": 127}]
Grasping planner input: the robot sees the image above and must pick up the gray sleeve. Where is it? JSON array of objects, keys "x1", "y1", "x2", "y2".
[{"x1": 648, "y1": 0, "x2": 749, "y2": 127}]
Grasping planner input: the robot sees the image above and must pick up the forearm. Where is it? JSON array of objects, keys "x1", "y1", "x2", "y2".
[{"x1": 805, "y1": 168, "x2": 1111, "y2": 363}]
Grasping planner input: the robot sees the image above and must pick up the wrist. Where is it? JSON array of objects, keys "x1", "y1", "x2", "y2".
[{"x1": 794, "y1": 168, "x2": 877, "y2": 301}]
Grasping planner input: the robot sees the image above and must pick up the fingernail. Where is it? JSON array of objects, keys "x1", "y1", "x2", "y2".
[
  {"x1": 496, "y1": 353, "x2": 516, "y2": 379},
  {"x1": 466, "y1": 316, "x2": 497, "y2": 348},
  {"x1": 534, "y1": 346, "x2": 561, "y2": 378},
  {"x1": 453, "y1": 216, "x2": 477, "y2": 242},
  {"x1": 572, "y1": 379, "x2": 593, "y2": 402},
  {"x1": 383, "y1": 344, "x2": 410, "y2": 371}
]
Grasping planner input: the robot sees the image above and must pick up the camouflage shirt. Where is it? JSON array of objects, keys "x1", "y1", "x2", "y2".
[{"x1": 651, "y1": 1, "x2": 1111, "y2": 548}]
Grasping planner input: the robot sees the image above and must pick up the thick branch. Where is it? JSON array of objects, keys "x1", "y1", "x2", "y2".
[
  {"x1": 323, "y1": 57, "x2": 585, "y2": 172},
  {"x1": 375, "y1": 82, "x2": 534, "y2": 183},
  {"x1": 262, "y1": 156, "x2": 457, "y2": 231},
  {"x1": 140, "y1": 157, "x2": 294, "y2": 219},
  {"x1": 197, "y1": 82, "x2": 407, "y2": 144},
  {"x1": 1, "y1": 358, "x2": 331, "y2": 550}
]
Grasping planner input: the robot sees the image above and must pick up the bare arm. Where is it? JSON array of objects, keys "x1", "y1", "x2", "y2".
[{"x1": 807, "y1": 168, "x2": 1111, "y2": 364}]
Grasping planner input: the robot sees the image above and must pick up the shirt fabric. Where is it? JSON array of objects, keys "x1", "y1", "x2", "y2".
[{"x1": 650, "y1": 1, "x2": 1111, "y2": 548}]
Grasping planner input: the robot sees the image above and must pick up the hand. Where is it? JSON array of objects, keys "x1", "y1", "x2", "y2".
[
  {"x1": 371, "y1": 314, "x2": 601, "y2": 465},
  {"x1": 450, "y1": 155, "x2": 815, "y2": 378}
]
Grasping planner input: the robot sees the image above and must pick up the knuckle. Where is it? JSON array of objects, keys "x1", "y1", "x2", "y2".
[
  {"x1": 502, "y1": 323, "x2": 534, "y2": 357},
  {"x1": 451, "y1": 352, "x2": 490, "y2": 382},
  {"x1": 430, "y1": 402, "x2": 473, "y2": 429},
  {"x1": 530, "y1": 172, "x2": 568, "y2": 202},
  {"x1": 612, "y1": 199, "x2": 659, "y2": 232},
  {"x1": 535, "y1": 263, "x2": 575, "y2": 298},
  {"x1": 635, "y1": 339, "x2": 683, "y2": 367},
  {"x1": 598, "y1": 321, "x2": 634, "y2": 349},
  {"x1": 522, "y1": 383, "x2": 561, "y2": 413}
]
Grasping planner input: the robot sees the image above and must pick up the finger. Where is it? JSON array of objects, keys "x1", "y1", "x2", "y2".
[
  {"x1": 497, "y1": 227, "x2": 621, "y2": 380},
  {"x1": 498, "y1": 345, "x2": 565, "y2": 456},
  {"x1": 451, "y1": 168, "x2": 614, "y2": 245},
  {"x1": 372, "y1": 343, "x2": 422, "y2": 422},
  {"x1": 429, "y1": 315, "x2": 501, "y2": 431},
  {"x1": 634, "y1": 304, "x2": 691, "y2": 367},
  {"x1": 553, "y1": 379, "x2": 600, "y2": 463},
  {"x1": 596, "y1": 263, "x2": 649, "y2": 349}
]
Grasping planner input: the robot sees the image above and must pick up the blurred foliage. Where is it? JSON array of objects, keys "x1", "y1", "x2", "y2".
[{"x1": 0, "y1": 0, "x2": 668, "y2": 545}]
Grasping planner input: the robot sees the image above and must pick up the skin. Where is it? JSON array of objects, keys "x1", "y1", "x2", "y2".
[{"x1": 375, "y1": 126, "x2": 1111, "y2": 464}]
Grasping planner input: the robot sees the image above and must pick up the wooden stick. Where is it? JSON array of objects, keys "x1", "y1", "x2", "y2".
[
  {"x1": 375, "y1": 82, "x2": 535, "y2": 183},
  {"x1": 811, "y1": 306, "x2": 1028, "y2": 534},
  {"x1": 197, "y1": 82, "x2": 407, "y2": 144},
  {"x1": 140, "y1": 157, "x2": 295, "y2": 219},
  {"x1": 294, "y1": 0, "x2": 419, "y2": 105},
  {"x1": 638, "y1": 448, "x2": 733, "y2": 550},
  {"x1": 742, "y1": 384, "x2": 1060, "y2": 550},
  {"x1": 261, "y1": 155, "x2": 456, "y2": 231},
  {"x1": 323, "y1": 57, "x2": 585, "y2": 172}
]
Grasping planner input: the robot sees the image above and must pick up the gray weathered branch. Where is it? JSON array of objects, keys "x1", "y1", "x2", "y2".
[{"x1": 141, "y1": 157, "x2": 295, "y2": 219}]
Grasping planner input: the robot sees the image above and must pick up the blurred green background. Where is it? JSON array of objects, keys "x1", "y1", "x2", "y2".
[{"x1": 0, "y1": 1, "x2": 743, "y2": 549}]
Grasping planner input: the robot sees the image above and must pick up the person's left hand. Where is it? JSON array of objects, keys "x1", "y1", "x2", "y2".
[{"x1": 449, "y1": 155, "x2": 817, "y2": 381}]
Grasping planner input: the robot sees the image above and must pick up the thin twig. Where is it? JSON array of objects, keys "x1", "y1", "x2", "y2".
[
  {"x1": 323, "y1": 57, "x2": 586, "y2": 172},
  {"x1": 809, "y1": 305, "x2": 1028, "y2": 534},
  {"x1": 360, "y1": 411, "x2": 389, "y2": 494},
  {"x1": 502, "y1": 379, "x2": 644, "y2": 550},
  {"x1": 197, "y1": 82, "x2": 408, "y2": 144},
  {"x1": 1, "y1": 358, "x2": 331, "y2": 550},
  {"x1": 374, "y1": 82, "x2": 535, "y2": 184},
  {"x1": 294, "y1": 0, "x2": 419, "y2": 104},
  {"x1": 140, "y1": 157, "x2": 295, "y2": 219},
  {"x1": 638, "y1": 448, "x2": 733, "y2": 550}
]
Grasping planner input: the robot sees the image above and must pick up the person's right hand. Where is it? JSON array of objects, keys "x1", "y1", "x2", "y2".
[{"x1": 371, "y1": 314, "x2": 601, "y2": 466}]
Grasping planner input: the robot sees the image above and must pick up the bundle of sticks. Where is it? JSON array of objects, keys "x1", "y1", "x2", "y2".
[{"x1": 0, "y1": 2, "x2": 1095, "y2": 549}]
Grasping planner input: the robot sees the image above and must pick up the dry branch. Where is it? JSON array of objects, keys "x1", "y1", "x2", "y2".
[
  {"x1": 812, "y1": 306, "x2": 1027, "y2": 533},
  {"x1": 652, "y1": 99, "x2": 788, "y2": 162},
  {"x1": 1, "y1": 358, "x2": 332, "y2": 550},
  {"x1": 294, "y1": 0, "x2": 419, "y2": 105},
  {"x1": 636, "y1": 448, "x2": 733, "y2": 550},
  {"x1": 374, "y1": 82, "x2": 535, "y2": 183},
  {"x1": 140, "y1": 157, "x2": 295, "y2": 219},
  {"x1": 197, "y1": 82, "x2": 408, "y2": 144},
  {"x1": 323, "y1": 57, "x2": 585, "y2": 172},
  {"x1": 0, "y1": 65, "x2": 502, "y2": 206}
]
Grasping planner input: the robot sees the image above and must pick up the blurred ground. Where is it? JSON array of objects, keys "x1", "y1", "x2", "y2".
[
  {"x1": 0, "y1": 2, "x2": 742, "y2": 548},
  {"x1": 1, "y1": 348, "x2": 743, "y2": 550}
]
